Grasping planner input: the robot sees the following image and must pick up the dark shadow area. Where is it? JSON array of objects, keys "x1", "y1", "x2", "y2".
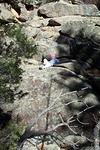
[
  {"x1": 47, "y1": 19, "x2": 61, "y2": 26},
  {"x1": 0, "y1": 108, "x2": 12, "y2": 129},
  {"x1": 56, "y1": 29, "x2": 100, "y2": 94},
  {"x1": 54, "y1": 27, "x2": 100, "y2": 149},
  {"x1": 53, "y1": 73, "x2": 86, "y2": 91},
  {"x1": 38, "y1": 9, "x2": 49, "y2": 18},
  {"x1": 55, "y1": 29, "x2": 100, "y2": 112},
  {"x1": 25, "y1": 4, "x2": 34, "y2": 11}
]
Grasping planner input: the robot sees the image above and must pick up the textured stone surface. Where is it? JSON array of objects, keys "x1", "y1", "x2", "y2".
[
  {"x1": 22, "y1": 142, "x2": 60, "y2": 150},
  {"x1": 61, "y1": 21, "x2": 100, "y2": 42},
  {"x1": 38, "y1": 2, "x2": 100, "y2": 18},
  {"x1": 0, "y1": 4, "x2": 15, "y2": 22},
  {"x1": 13, "y1": 60, "x2": 98, "y2": 126},
  {"x1": 1, "y1": 1, "x2": 100, "y2": 150}
]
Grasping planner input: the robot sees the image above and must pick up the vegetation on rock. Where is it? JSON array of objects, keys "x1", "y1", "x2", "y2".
[
  {"x1": 0, "y1": 120, "x2": 23, "y2": 150},
  {"x1": 0, "y1": 24, "x2": 37, "y2": 103},
  {"x1": 0, "y1": 23, "x2": 37, "y2": 149},
  {"x1": 6, "y1": 24, "x2": 37, "y2": 58}
]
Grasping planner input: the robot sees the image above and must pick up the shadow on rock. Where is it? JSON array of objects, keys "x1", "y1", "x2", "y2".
[{"x1": 0, "y1": 108, "x2": 12, "y2": 129}]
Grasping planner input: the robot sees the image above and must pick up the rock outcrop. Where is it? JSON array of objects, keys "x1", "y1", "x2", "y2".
[
  {"x1": 61, "y1": 21, "x2": 100, "y2": 42},
  {"x1": 0, "y1": 0, "x2": 100, "y2": 150},
  {"x1": 38, "y1": 2, "x2": 100, "y2": 18},
  {"x1": 0, "y1": 3, "x2": 15, "y2": 23}
]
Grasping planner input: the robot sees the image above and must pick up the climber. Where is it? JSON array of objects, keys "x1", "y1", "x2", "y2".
[
  {"x1": 39, "y1": 52, "x2": 73, "y2": 69},
  {"x1": 42, "y1": 57, "x2": 60, "y2": 68},
  {"x1": 39, "y1": 53, "x2": 60, "y2": 69}
]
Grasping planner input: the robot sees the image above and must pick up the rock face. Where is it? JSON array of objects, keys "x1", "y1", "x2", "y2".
[
  {"x1": 41, "y1": 0, "x2": 100, "y2": 9},
  {"x1": 61, "y1": 21, "x2": 100, "y2": 43},
  {"x1": 14, "y1": 59, "x2": 99, "y2": 149},
  {"x1": 14, "y1": 61, "x2": 97, "y2": 124},
  {"x1": 0, "y1": 0, "x2": 100, "y2": 150},
  {"x1": 82, "y1": 0, "x2": 100, "y2": 7},
  {"x1": 0, "y1": 3, "x2": 15, "y2": 23},
  {"x1": 38, "y1": 2, "x2": 100, "y2": 18}
]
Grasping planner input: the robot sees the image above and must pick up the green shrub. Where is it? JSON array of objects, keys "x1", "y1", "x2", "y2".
[
  {"x1": 6, "y1": 24, "x2": 37, "y2": 58},
  {"x1": 0, "y1": 24, "x2": 37, "y2": 102},
  {"x1": 0, "y1": 121, "x2": 23, "y2": 150},
  {"x1": 0, "y1": 57, "x2": 22, "y2": 102},
  {"x1": 0, "y1": 16, "x2": 37, "y2": 150}
]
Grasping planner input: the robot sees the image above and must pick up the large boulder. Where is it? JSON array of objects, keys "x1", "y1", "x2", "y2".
[
  {"x1": 41, "y1": 0, "x2": 71, "y2": 4},
  {"x1": 38, "y1": 2, "x2": 100, "y2": 18},
  {"x1": 0, "y1": 3, "x2": 15, "y2": 23},
  {"x1": 82, "y1": 0, "x2": 100, "y2": 9},
  {"x1": 67, "y1": 0, "x2": 100, "y2": 9},
  {"x1": 61, "y1": 21, "x2": 100, "y2": 43},
  {"x1": 24, "y1": 16, "x2": 100, "y2": 61},
  {"x1": 0, "y1": 0, "x2": 21, "y2": 14}
]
